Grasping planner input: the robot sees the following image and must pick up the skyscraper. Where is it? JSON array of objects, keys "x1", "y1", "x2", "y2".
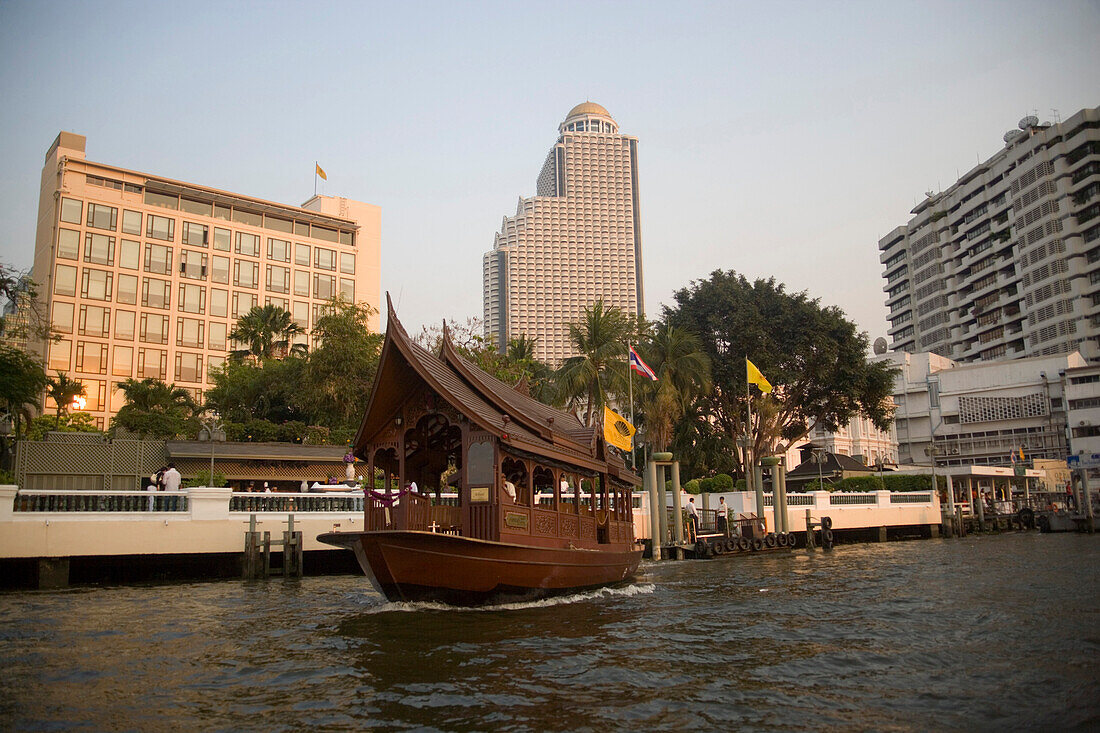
[
  {"x1": 28, "y1": 131, "x2": 380, "y2": 428},
  {"x1": 879, "y1": 105, "x2": 1100, "y2": 363},
  {"x1": 483, "y1": 103, "x2": 643, "y2": 365}
]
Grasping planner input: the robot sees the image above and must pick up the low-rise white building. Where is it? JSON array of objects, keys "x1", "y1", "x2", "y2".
[{"x1": 878, "y1": 350, "x2": 1089, "y2": 468}]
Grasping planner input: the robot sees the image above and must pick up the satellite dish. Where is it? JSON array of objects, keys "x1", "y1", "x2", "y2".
[
  {"x1": 1003, "y1": 129, "x2": 1024, "y2": 144},
  {"x1": 1018, "y1": 115, "x2": 1038, "y2": 131},
  {"x1": 873, "y1": 337, "x2": 888, "y2": 355}
]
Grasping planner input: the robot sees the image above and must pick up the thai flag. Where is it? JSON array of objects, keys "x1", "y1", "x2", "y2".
[{"x1": 629, "y1": 346, "x2": 658, "y2": 381}]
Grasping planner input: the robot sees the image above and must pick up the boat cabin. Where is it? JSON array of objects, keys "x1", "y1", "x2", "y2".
[{"x1": 352, "y1": 299, "x2": 640, "y2": 550}]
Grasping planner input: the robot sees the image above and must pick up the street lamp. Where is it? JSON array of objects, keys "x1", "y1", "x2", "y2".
[
  {"x1": 198, "y1": 417, "x2": 226, "y2": 487},
  {"x1": 812, "y1": 447, "x2": 826, "y2": 492}
]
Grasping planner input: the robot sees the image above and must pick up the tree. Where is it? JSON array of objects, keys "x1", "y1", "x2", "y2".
[
  {"x1": 204, "y1": 358, "x2": 308, "y2": 425},
  {"x1": 303, "y1": 299, "x2": 383, "y2": 429},
  {"x1": 0, "y1": 345, "x2": 47, "y2": 437},
  {"x1": 45, "y1": 372, "x2": 85, "y2": 424},
  {"x1": 553, "y1": 299, "x2": 641, "y2": 426},
  {"x1": 665, "y1": 270, "x2": 896, "y2": 477},
  {"x1": 633, "y1": 324, "x2": 711, "y2": 451},
  {"x1": 0, "y1": 262, "x2": 54, "y2": 345},
  {"x1": 111, "y1": 378, "x2": 200, "y2": 439},
  {"x1": 229, "y1": 304, "x2": 307, "y2": 361},
  {"x1": 26, "y1": 412, "x2": 99, "y2": 440}
]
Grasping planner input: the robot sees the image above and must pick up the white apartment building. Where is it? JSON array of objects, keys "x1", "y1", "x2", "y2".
[
  {"x1": 29, "y1": 132, "x2": 380, "y2": 429},
  {"x1": 879, "y1": 106, "x2": 1100, "y2": 363},
  {"x1": 483, "y1": 102, "x2": 643, "y2": 365},
  {"x1": 879, "y1": 350, "x2": 1089, "y2": 468},
  {"x1": 1064, "y1": 364, "x2": 1100, "y2": 458}
]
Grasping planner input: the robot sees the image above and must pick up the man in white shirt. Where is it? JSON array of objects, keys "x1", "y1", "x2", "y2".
[
  {"x1": 717, "y1": 496, "x2": 729, "y2": 536},
  {"x1": 162, "y1": 463, "x2": 182, "y2": 492},
  {"x1": 687, "y1": 497, "x2": 700, "y2": 541},
  {"x1": 501, "y1": 473, "x2": 516, "y2": 503}
]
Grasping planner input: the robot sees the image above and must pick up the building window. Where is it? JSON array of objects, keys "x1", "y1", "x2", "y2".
[
  {"x1": 60, "y1": 198, "x2": 82, "y2": 224},
  {"x1": 75, "y1": 342, "x2": 108, "y2": 374},
  {"x1": 178, "y1": 283, "x2": 206, "y2": 314},
  {"x1": 86, "y1": 203, "x2": 117, "y2": 231},
  {"x1": 119, "y1": 239, "x2": 140, "y2": 270},
  {"x1": 236, "y1": 232, "x2": 260, "y2": 257},
  {"x1": 293, "y1": 270, "x2": 310, "y2": 297},
  {"x1": 180, "y1": 250, "x2": 207, "y2": 280},
  {"x1": 122, "y1": 210, "x2": 142, "y2": 236},
  {"x1": 53, "y1": 264, "x2": 78, "y2": 297},
  {"x1": 116, "y1": 274, "x2": 138, "y2": 305},
  {"x1": 213, "y1": 227, "x2": 231, "y2": 251},
  {"x1": 112, "y1": 346, "x2": 133, "y2": 377},
  {"x1": 294, "y1": 221, "x2": 310, "y2": 237},
  {"x1": 232, "y1": 291, "x2": 257, "y2": 319},
  {"x1": 144, "y1": 243, "x2": 173, "y2": 274},
  {"x1": 295, "y1": 243, "x2": 310, "y2": 266},
  {"x1": 180, "y1": 198, "x2": 212, "y2": 217},
  {"x1": 211, "y1": 255, "x2": 230, "y2": 284},
  {"x1": 141, "y1": 277, "x2": 170, "y2": 309},
  {"x1": 49, "y1": 339, "x2": 71, "y2": 371},
  {"x1": 231, "y1": 208, "x2": 262, "y2": 227},
  {"x1": 83, "y1": 233, "x2": 115, "y2": 266},
  {"x1": 266, "y1": 296, "x2": 288, "y2": 312},
  {"x1": 182, "y1": 221, "x2": 209, "y2": 247},
  {"x1": 139, "y1": 313, "x2": 169, "y2": 344},
  {"x1": 339, "y1": 278, "x2": 354, "y2": 300},
  {"x1": 78, "y1": 305, "x2": 110, "y2": 337},
  {"x1": 340, "y1": 252, "x2": 355, "y2": 274},
  {"x1": 314, "y1": 247, "x2": 336, "y2": 271},
  {"x1": 210, "y1": 289, "x2": 228, "y2": 318},
  {"x1": 292, "y1": 301, "x2": 308, "y2": 329},
  {"x1": 146, "y1": 214, "x2": 175, "y2": 241},
  {"x1": 268, "y1": 238, "x2": 290, "y2": 262},
  {"x1": 314, "y1": 274, "x2": 335, "y2": 300},
  {"x1": 312, "y1": 303, "x2": 334, "y2": 324},
  {"x1": 144, "y1": 190, "x2": 179, "y2": 210},
  {"x1": 81, "y1": 268, "x2": 113, "y2": 301},
  {"x1": 266, "y1": 265, "x2": 289, "y2": 293},
  {"x1": 208, "y1": 321, "x2": 227, "y2": 351},
  {"x1": 57, "y1": 229, "x2": 80, "y2": 260},
  {"x1": 79, "y1": 379, "x2": 106, "y2": 411},
  {"x1": 176, "y1": 317, "x2": 205, "y2": 348},
  {"x1": 175, "y1": 352, "x2": 203, "y2": 383},
  {"x1": 137, "y1": 348, "x2": 168, "y2": 380},
  {"x1": 234, "y1": 260, "x2": 258, "y2": 288},
  {"x1": 115, "y1": 310, "x2": 135, "y2": 340},
  {"x1": 51, "y1": 301, "x2": 74, "y2": 334}
]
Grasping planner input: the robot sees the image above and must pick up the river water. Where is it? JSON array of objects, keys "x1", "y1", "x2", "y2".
[{"x1": 2, "y1": 533, "x2": 1097, "y2": 731}]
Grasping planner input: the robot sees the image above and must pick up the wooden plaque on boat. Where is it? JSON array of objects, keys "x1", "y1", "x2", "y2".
[
  {"x1": 470, "y1": 486, "x2": 490, "y2": 502},
  {"x1": 504, "y1": 512, "x2": 529, "y2": 530}
]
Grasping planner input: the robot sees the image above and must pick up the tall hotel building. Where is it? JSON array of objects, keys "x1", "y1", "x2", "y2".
[
  {"x1": 879, "y1": 105, "x2": 1100, "y2": 363},
  {"x1": 483, "y1": 103, "x2": 643, "y2": 365},
  {"x1": 30, "y1": 132, "x2": 380, "y2": 428}
]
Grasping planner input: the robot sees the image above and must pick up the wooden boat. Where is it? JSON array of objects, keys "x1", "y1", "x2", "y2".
[{"x1": 318, "y1": 297, "x2": 643, "y2": 605}]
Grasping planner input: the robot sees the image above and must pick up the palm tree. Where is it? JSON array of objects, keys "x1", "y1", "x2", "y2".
[
  {"x1": 112, "y1": 378, "x2": 201, "y2": 439},
  {"x1": 229, "y1": 305, "x2": 307, "y2": 361},
  {"x1": 46, "y1": 372, "x2": 85, "y2": 424},
  {"x1": 634, "y1": 325, "x2": 711, "y2": 451},
  {"x1": 553, "y1": 300, "x2": 634, "y2": 426}
]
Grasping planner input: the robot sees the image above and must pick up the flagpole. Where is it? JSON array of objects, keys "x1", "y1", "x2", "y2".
[
  {"x1": 314, "y1": 162, "x2": 318, "y2": 197},
  {"x1": 628, "y1": 343, "x2": 635, "y2": 468},
  {"x1": 745, "y1": 355, "x2": 753, "y2": 493}
]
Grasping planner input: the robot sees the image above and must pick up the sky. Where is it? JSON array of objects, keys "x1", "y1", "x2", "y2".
[{"x1": 1, "y1": 0, "x2": 1097, "y2": 345}]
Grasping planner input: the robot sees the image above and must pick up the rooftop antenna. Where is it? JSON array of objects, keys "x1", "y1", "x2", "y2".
[{"x1": 1051, "y1": 108, "x2": 1061, "y2": 124}]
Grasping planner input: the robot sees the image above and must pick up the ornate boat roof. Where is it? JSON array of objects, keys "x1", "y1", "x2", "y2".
[{"x1": 353, "y1": 295, "x2": 637, "y2": 481}]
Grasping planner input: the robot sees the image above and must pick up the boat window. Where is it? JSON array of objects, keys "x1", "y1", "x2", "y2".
[
  {"x1": 580, "y1": 478, "x2": 595, "y2": 509},
  {"x1": 559, "y1": 473, "x2": 576, "y2": 508},
  {"x1": 467, "y1": 441, "x2": 493, "y2": 486}
]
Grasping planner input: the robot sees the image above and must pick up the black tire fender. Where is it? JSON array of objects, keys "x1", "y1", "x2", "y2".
[
  {"x1": 821, "y1": 516, "x2": 833, "y2": 531},
  {"x1": 725, "y1": 539, "x2": 737, "y2": 553},
  {"x1": 695, "y1": 540, "x2": 709, "y2": 556},
  {"x1": 751, "y1": 537, "x2": 764, "y2": 551},
  {"x1": 764, "y1": 534, "x2": 778, "y2": 548},
  {"x1": 823, "y1": 529, "x2": 834, "y2": 544},
  {"x1": 713, "y1": 541, "x2": 725, "y2": 555},
  {"x1": 738, "y1": 537, "x2": 751, "y2": 552}
]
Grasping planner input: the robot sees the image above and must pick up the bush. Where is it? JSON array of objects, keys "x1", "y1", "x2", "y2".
[
  {"x1": 735, "y1": 478, "x2": 747, "y2": 491},
  {"x1": 710, "y1": 473, "x2": 734, "y2": 492},
  {"x1": 683, "y1": 478, "x2": 702, "y2": 495},
  {"x1": 185, "y1": 469, "x2": 228, "y2": 488},
  {"x1": 830, "y1": 474, "x2": 945, "y2": 492},
  {"x1": 26, "y1": 412, "x2": 101, "y2": 441}
]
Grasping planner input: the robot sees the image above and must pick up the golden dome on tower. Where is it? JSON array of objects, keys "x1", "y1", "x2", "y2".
[{"x1": 565, "y1": 102, "x2": 612, "y2": 119}]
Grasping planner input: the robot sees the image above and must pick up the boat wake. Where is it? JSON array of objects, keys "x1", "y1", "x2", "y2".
[{"x1": 364, "y1": 582, "x2": 656, "y2": 614}]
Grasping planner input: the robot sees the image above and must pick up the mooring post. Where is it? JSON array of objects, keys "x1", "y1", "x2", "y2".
[
  {"x1": 655, "y1": 463, "x2": 669, "y2": 557},
  {"x1": 805, "y1": 508, "x2": 815, "y2": 550},
  {"x1": 778, "y1": 457, "x2": 790, "y2": 535},
  {"x1": 753, "y1": 463, "x2": 765, "y2": 536},
  {"x1": 670, "y1": 461, "x2": 684, "y2": 560},
  {"x1": 955, "y1": 506, "x2": 965, "y2": 536},
  {"x1": 1080, "y1": 469, "x2": 1095, "y2": 533},
  {"x1": 645, "y1": 460, "x2": 661, "y2": 561},
  {"x1": 263, "y1": 530, "x2": 271, "y2": 578}
]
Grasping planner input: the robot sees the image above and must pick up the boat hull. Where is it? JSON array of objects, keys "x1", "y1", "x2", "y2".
[{"x1": 318, "y1": 530, "x2": 643, "y2": 605}]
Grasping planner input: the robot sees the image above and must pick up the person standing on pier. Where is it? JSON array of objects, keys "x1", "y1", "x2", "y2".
[
  {"x1": 163, "y1": 463, "x2": 181, "y2": 492},
  {"x1": 687, "y1": 497, "x2": 700, "y2": 541},
  {"x1": 717, "y1": 496, "x2": 729, "y2": 536}
]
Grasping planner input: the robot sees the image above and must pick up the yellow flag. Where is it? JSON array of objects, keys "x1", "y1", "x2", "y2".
[
  {"x1": 315, "y1": 163, "x2": 327, "y2": 181},
  {"x1": 746, "y1": 358, "x2": 772, "y2": 393},
  {"x1": 603, "y1": 406, "x2": 635, "y2": 452}
]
